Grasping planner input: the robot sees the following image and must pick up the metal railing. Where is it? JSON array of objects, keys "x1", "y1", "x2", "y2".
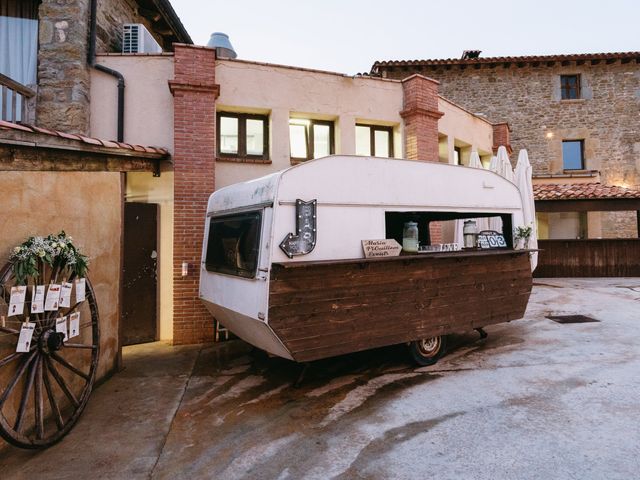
[{"x1": 0, "y1": 72, "x2": 36, "y2": 123}]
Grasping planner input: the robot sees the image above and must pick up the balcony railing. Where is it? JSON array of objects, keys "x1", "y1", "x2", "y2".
[{"x1": 0, "y1": 73, "x2": 36, "y2": 124}]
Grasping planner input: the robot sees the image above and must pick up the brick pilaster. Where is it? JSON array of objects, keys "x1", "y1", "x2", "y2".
[
  {"x1": 400, "y1": 74, "x2": 444, "y2": 162},
  {"x1": 169, "y1": 44, "x2": 219, "y2": 345},
  {"x1": 492, "y1": 122, "x2": 512, "y2": 154}
]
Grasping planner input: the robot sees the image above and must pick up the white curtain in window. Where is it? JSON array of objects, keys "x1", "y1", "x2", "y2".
[{"x1": 0, "y1": 0, "x2": 38, "y2": 120}]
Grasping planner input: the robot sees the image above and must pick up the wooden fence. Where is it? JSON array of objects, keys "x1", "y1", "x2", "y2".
[{"x1": 535, "y1": 239, "x2": 640, "y2": 277}]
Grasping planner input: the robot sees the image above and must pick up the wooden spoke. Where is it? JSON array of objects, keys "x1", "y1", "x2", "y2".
[
  {"x1": 45, "y1": 356, "x2": 79, "y2": 408},
  {"x1": 0, "y1": 352, "x2": 22, "y2": 368},
  {"x1": 14, "y1": 353, "x2": 39, "y2": 432},
  {"x1": 50, "y1": 353, "x2": 90, "y2": 381},
  {"x1": 0, "y1": 351, "x2": 37, "y2": 408},
  {"x1": 34, "y1": 357, "x2": 44, "y2": 440},
  {"x1": 63, "y1": 343, "x2": 96, "y2": 350},
  {"x1": 0, "y1": 326, "x2": 19, "y2": 335},
  {"x1": 42, "y1": 361, "x2": 64, "y2": 430}
]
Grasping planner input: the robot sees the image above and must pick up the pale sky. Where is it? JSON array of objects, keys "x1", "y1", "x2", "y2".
[{"x1": 170, "y1": 0, "x2": 639, "y2": 74}]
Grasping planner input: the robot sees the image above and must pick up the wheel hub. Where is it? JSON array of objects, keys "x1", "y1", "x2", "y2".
[{"x1": 41, "y1": 330, "x2": 65, "y2": 352}]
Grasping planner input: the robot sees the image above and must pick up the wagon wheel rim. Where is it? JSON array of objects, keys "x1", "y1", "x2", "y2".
[
  {"x1": 417, "y1": 336, "x2": 442, "y2": 358},
  {"x1": 0, "y1": 261, "x2": 100, "y2": 449}
]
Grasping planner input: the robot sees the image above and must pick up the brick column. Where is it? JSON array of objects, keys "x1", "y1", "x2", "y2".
[
  {"x1": 169, "y1": 44, "x2": 219, "y2": 345},
  {"x1": 400, "y1": 74, "x2": 444, "y2": 162},
  {"x1": 492, "y1": 122, "x2": 513, "y2": 154}
]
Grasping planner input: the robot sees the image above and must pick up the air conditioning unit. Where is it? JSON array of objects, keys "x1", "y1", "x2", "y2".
[{"x1": 122, "y1": 24, "x2": 162, "y2": 54}]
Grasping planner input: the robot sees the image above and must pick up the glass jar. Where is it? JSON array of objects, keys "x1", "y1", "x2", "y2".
[
  {"x1": 463, "y1": 220, "x2": 477, "y2": 248},
  {"x1": 402, "y1": 221, "x2": 419, "y2": 253}
]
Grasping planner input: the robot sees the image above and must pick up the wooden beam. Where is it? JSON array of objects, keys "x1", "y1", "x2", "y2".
[{"x1": 0, "y1": 145, "x2": 162, "y2": 173}]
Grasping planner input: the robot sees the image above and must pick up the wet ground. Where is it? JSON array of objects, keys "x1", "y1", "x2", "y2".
[{"x1": 1, "y1": 278, "x2": 640, "y2": 479}]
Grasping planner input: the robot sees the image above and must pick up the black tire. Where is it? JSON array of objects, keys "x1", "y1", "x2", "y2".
[{"x1": 408, "y1": 335, "x2": 447, "y2": 366}]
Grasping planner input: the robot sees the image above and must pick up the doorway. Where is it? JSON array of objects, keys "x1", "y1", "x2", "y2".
[{"x1": 122, "y1": 202, "x2": 158, "y2": 345}]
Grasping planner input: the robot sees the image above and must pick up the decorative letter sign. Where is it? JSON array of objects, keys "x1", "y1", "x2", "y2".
[{"x1": 279, "y1": 199, "x2": 317, "y2": 259}]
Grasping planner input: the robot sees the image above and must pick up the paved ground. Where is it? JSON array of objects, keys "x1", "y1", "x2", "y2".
[{"x1": 1, "y1": 278, "x2": 639, "y2": 479}]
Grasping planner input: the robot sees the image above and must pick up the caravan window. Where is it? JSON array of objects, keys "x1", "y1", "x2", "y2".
[{"x1": 205, "y1": 211, "x2": 262, "y2": 278}]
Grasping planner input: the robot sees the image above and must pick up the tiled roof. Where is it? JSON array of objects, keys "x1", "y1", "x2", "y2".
[
  {"x1": 372, "y1": 51, "x2": 640, "y2": 69},
  {"x1": 534, "y1": 183, "x2": 640, "y2": 201},
  {"x1": 0, "y1": 120, "x2": 169, "y2": 157}
]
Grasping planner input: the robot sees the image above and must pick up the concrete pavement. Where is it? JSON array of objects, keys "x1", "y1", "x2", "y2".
[{"x1": 1, "y1": 278, "x2": 639, "y2": 479}]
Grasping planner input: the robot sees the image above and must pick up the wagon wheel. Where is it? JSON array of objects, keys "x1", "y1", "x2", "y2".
[{"x1": 0, "y1": 262, "x2": 99, "y2": 448}]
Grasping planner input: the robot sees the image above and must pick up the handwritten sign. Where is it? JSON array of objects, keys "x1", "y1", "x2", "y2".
[{"x1": 362, "y1": 239, "x2": 402, "y2": 258}]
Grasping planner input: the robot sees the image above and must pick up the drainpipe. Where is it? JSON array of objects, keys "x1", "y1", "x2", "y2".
[{"x1": 88, "y1": 0, "x2": 125, "y2": 142}]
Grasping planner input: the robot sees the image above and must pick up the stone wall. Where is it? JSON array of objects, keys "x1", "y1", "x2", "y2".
[
  {"x1": 382, "y1": 60, "x2": 640, "y2": 237},
  {"x1": 36, "y1": 0, "x2": 160, "y2": 135}
]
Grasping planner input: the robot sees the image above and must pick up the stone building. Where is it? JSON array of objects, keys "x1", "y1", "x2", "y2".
[
  {"x1": 371, "y1": 52, "x2": 640, "y2": 239},
  {"x1": 0, "y1": 0, "x2": 190, "y2": 132}
]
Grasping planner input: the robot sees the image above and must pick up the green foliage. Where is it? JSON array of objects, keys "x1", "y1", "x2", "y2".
[
  {"x1": 514, "y1": 224, "x2": 533, "y2": 241},
  {"x1": 10, "y1": 231, "x2": 89, "y2": 285}
]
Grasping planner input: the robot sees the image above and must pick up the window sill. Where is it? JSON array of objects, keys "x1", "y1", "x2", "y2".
[
  {"x1": 290, "y1": 158, "x2": 311, "y2": 165},
  {"x1": 559, "y1": 99, "x2": 586, "y2": 104},
  {"x1": 216, "y1": 156, "x2": 272, "y2": 164}
]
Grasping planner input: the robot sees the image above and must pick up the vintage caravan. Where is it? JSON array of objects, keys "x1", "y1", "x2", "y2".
[{"x1": 199, "y1": 156, "x2": 533, "y2": 365}]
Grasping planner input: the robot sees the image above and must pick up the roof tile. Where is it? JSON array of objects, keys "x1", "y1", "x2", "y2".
[{"x1": 534, "y1": 183, "x2": 640, "y2": 201}]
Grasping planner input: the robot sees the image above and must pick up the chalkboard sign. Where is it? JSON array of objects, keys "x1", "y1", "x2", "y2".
[{"x1": 476, "y1": 231, "x2": 507, "y2": 249}]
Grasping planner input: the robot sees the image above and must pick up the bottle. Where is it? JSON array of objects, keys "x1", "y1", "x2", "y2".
[{"x1": 402, "y1": 222, "x2": 419, "y2": 253}]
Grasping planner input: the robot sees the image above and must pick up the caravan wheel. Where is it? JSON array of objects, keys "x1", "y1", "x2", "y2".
[{"x1": 408, "y1": 336, "x2": 447, "y2": 366}]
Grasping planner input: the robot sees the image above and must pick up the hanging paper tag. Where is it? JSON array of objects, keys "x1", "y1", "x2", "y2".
[
  {"x1": 45, "y1": 284, "x2": 61, "y2": 311},
  {"x1": 8, "y1": 286, "x2": 27, "y2": 317},
  {"x1": 55, "y1": 316, "x2": 68, "y2": 340},
  {"x1": 75, "y1": 278, "x2": 86, "y2": 303},
  {"x1": 31, "y1": 285, "x2": 45, "y2": 313},
  {"x1": 60, "y1": 282, "x2": 73, "y2": 308},
  {"x1": 68, "y1": 312, "x2": 80, "y2": 339},
  {"x1": 16, "y1": 322, "x2": 36, "y2": 353}
]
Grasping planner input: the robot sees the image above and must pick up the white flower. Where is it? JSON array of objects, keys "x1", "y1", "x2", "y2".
[{"x1": 13, "y1": 246, "x2": 21, "y2": 254}]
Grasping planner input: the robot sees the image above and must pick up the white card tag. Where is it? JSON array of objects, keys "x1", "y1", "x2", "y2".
[
  {"x1": 68, "y1": 312, "x2": 80, "y2": 339},
  {"x1": 45, "y1": 284, "x2": 61, "y2": 311},
  {"x1": 60, "y1": 282, "x2": 73, "y2": 308},
  {"x1": 31, "y1": 285, "x2": 45, "y2": 314},
  {"x1": 8, "y1": 286, "x2": 27, "y2": 317},
  {"x1": 55, "y1": 316, "x2": 68, "y2": 341},
  {"x1": 16, "y1": 322, "x2": 36, "y2": 352},
  {"x1": 75, "y1": 278, "x2": 86, "y2": 303}
]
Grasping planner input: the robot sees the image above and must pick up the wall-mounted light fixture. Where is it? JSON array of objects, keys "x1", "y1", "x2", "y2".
[{"x1": 181, "y1": 262, "x2": 189, "y2": 277}]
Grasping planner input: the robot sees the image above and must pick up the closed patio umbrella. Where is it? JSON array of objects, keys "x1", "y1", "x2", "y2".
[
  {"x1": 514, "y1": 149, "x2": 538, "y2": 270},
  {"x1": 489, "y1": 146, "x2": 514, "y2": 232}
]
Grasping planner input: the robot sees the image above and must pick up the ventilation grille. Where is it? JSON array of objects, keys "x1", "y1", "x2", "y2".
[
  {"x1": 122, "y1": 24, "x2": 162, "y2": 54},
  {"x1": 123, "y1": 24, "x2": 139, "y2": 53}
]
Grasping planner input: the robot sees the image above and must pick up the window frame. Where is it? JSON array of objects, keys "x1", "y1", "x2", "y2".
[
  {"x1": 289, "y1": 119, "x2": 335, "y2": 161},
  {"x1": 216, "y1": 112, "x2": 269, "y2": 160},
  {"x1": 560, "y1": 74, "x2": 581, "y2": 100},
  {"x1": 562, "y1": 139, "x2": 585, "y2": 170},
  {"x1": 355, "y1": 124, "x2": 394, "y2": 158},
  {"x1": 204, "y1": 210, "x2": 263, "y2": 279}
]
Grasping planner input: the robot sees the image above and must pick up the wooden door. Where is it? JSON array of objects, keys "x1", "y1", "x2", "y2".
[{"x1": 122, "y1": 202, "x2": 158, "y2": 345}]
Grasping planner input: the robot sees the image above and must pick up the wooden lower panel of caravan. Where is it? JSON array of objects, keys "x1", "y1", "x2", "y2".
[{"x1": 268, "y1": 250, "x2": 533, "y2": 362}]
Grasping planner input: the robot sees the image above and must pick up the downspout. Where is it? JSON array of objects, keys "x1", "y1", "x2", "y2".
[{"x1": 88, "y1": 0, "x2": 125, "y2": 142}]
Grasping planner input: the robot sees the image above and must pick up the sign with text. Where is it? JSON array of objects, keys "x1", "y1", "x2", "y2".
[
  {"x1": 477, "y1": 231, "x2": 507, "y2": 249},
  {"x1": 362, "y1": 239, "x2": 402, "y2": 258}
]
